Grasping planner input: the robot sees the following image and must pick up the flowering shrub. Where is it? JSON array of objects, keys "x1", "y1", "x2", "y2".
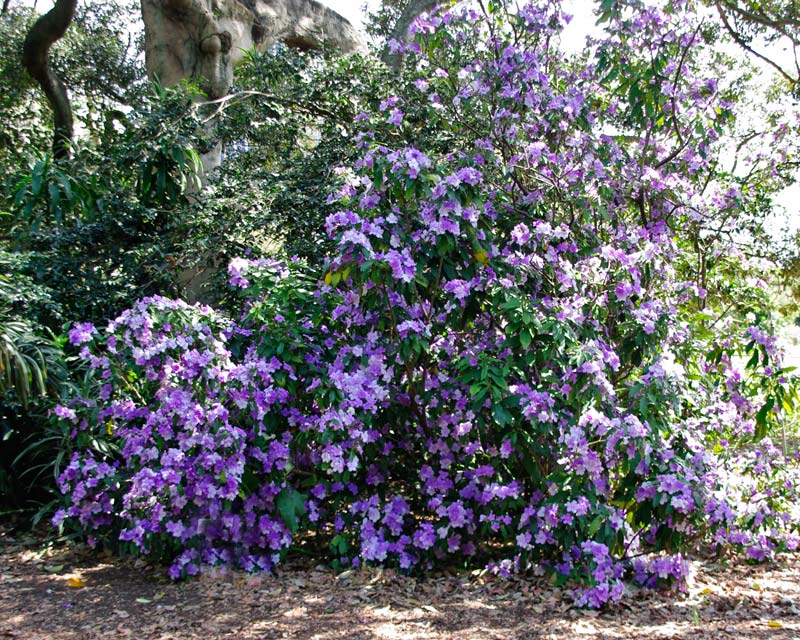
[
  {"x1": 54, "y1": 297, "x2": 298, "y2": 575},
  {"x1": 51, "y1": 0, "x2": 800, "y2": 607}
]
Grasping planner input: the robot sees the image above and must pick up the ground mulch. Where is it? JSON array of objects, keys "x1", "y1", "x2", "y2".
[{"x1": 1, "y1": 524, "x2": 799, "y2": 639}]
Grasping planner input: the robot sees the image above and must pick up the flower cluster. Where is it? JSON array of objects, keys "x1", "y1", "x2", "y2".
[{"x1": 54, "y1": 296, "x2": 296, "y2": 576}]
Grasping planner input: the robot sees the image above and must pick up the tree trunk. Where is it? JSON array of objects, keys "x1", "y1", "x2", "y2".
[
  {"x1": 381, "y1": 0, "x2": 442, "y2": 71},
  {"x1": 22, "y1": 0, "x2": 76, "y2": 159}
]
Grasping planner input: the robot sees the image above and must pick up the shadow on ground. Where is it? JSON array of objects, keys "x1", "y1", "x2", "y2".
[{"x1": 1, "y1": 532, "x2": 799, "y2": 640}]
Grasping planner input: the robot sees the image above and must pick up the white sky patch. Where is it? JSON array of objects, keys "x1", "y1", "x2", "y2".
[{"x1": 324, "y1": 0, "x2": 378, "y2": 30}]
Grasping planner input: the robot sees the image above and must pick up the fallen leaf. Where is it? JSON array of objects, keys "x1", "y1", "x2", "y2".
[
  {"x1": 113, "y1": 609, "x2": 130, "y2": 619},
  {"x1": 700, "y1": 587, "x2": 713, "y2": 595},
  {"x1": 136, "y1": 597, "x2": 151, "y2": 604},
  {"x1": 44, "y1": 564, "x2": 64, "y2": 574},
  {"x1": 67, "y1": 577, "x2": 86, "y2": 588},
  {"x1": 767, "y1": 621, "x2": 783, "y2": 628}
]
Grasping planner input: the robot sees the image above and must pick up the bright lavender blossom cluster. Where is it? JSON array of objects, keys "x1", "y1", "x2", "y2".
[
  {"x1": 53, "y1": 296, "x2": 296, "y2": 577},
  {"x1": 52, "y1": 0, "x2": 800, "y2": 607}
]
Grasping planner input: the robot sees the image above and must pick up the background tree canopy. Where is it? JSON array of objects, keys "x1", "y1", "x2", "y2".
[{"x1": 1, "y1": 0, "x2": 800, "y2": 609}]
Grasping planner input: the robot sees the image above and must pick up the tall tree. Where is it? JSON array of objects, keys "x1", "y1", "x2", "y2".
[
  {"x1": 712, "y1": 0, "x2": 800, "y2": 92},
  {"x1": 22, "y1": 0, "x2": 77, "y2": 159}
]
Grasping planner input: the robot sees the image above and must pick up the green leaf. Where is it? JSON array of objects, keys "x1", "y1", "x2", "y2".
[
  {"x1": 55, "y1": 172, "x2": 73, "y2": 203},
  {"x1": 492, "y1": 404, "x2": 512, "y2": 427},
  {"x1": 31, "y1": 162, "x2": 45, "y2": 196},
  {"x1": 276, "y1": 487, "x2": 307, "y2": 533},
  {"x1": 587, "y1": 515, "x2": 603, "y2": 537}
]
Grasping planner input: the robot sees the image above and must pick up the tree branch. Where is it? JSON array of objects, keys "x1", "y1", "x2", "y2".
[
  {"x1": 714, "y1": 0, "x2": 799, "y2": 88},
  {"x1": 718, "y1": 0, "x2": 800, "y2": 43},
  {"x1": 22, "y1": 0, "x2": 77, "y2": 159},
  {"x1": 381, "y1": 0, "x2": 443, "y2": 71}
]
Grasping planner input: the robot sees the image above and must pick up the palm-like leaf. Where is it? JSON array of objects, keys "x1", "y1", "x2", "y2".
[{"x1": 0, "y1": 315, "x2": 64, "y2": 408}]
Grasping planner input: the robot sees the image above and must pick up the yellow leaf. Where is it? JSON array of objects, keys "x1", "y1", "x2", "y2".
[
  {"x1": 700, "y1": 587, "x2": 713, "y2": 595},
  {"x1": 474, "y1": 250, "x2": 489, "y2": 265},
  {"x1": 324, "y1": 272, "x2": 333, "y2": 286},
  {"x1": 67, "y1": 577, "x2": 86, "y2": 588},
  {"x1": 767, "y1": 621, "x2": 783, "y2": 628},
  {"x1": 107, "y1": 421, "x2": 114, "y2": 436}
]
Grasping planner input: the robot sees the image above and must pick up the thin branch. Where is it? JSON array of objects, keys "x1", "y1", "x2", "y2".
[
  {"x1": 198, "y1": 89, "x2": 340, "y2": 124},
  {"x1": 715, "y1": 0, "x2": 798, "y2": 87},
  {"x1": 719, "y1": 0, "x2": 800, "y2": 43}
]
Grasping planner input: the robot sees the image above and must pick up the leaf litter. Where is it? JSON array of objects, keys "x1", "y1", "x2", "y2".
[{"x1": 1, "y1": 525, "x2": 799, "y2": 639}]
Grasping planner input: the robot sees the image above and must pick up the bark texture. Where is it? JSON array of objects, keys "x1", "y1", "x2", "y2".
[
  {"x1": 22, "y1": 0, "x2": 77, "y2": 159},
  {"x1": 140, "y1": 0, "x2": 365, "y2": 100},
  {"x1": 381, "y1": 0, "x2": 442, "y2": 71}
]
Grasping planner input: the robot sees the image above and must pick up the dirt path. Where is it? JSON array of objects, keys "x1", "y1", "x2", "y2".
[{"x1": 2, "y1": 526, "x2": 800, "y2": 640}]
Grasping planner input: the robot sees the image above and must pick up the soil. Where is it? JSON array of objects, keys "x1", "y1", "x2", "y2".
[{"x1": 2, "y1": 523, "x2": 799, "y2": 640}]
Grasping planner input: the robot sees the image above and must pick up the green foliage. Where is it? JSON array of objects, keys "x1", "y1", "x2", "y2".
[
  {"x1": 0, "y1": 0, "x2": 201, "y2": 506},
  {"x1": 0, "y1": 311, "x2": 68, "y2": 508},
  {"x1": 363, "y1": 0, "x2": 411, "y2": 42},
  {"x1": 180, "y1": 47, "x2": 396, "y2": 274},
  {"x1": 0, "y1": 0, "x2": 145, "y2": 168},
  {"x1": 2, "y1": 82, "x2": 205, "y2": 330},
  {"x1": 0, "y1": 7, "x2": 53, "y2": 166},
  {"x1": 0, "y1": 317, "x2": 62, "y2": 409}
]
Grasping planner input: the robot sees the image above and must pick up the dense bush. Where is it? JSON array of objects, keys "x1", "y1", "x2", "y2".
[
  {"x1": 4, "y1": 81, "x2": 205, "y2": 325},
  {"x1": 178, "y1": 46, "x2": 404, "y2": 279},
  {"x1": 49, "y1": 0, "x2": 800, "y2": 607},
  {"x1": 0, "y1": 46, "x2": 203, "y2": 506}
]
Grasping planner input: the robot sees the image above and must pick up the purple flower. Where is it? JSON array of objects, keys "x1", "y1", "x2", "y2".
[
  {"x1": 387, "y1": 108, "x2": 404, "y2": 126},
  {"x1": 68, "y1": 322, "x2": 96, "y2": 346},
  {"x1": 443, "y1": 279, "x2": 470, "y2": 302},
  {"x1": 384, "y1": 248, "x2": 416, "y2": 283}
]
